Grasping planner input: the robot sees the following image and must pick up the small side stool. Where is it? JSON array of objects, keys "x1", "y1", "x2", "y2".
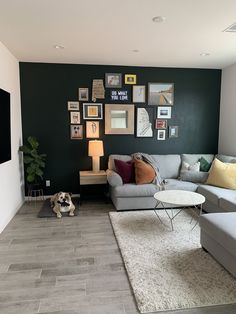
[{"x1": 28, "y1": 188, "x2": 44, "y2": 203}]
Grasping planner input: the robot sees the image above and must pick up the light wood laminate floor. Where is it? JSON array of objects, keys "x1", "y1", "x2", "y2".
[{"x1": 0, "y1": 200, "x2": 235, "y2": 314}]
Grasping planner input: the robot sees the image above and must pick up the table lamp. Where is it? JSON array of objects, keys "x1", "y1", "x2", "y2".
[{"x1": 88, "y1": 140, "x2": 104, "y2": 172}]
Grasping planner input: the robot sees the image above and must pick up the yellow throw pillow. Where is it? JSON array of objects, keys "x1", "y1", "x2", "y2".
[{"x1": 206, "y1": 158, "x2": 236, "y2": 189}]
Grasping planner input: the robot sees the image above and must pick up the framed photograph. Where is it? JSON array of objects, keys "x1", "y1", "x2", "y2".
[
  {"x1": 78, "y1": 88, "x2": 89, "y2": 101},
  {"x1": 86, "y1": 121, "x2": 99, "y2": 138},
  {"x1": 83, "y1": 103, "x2": 103, "y2": 120},
  {"x1": 157, "y1": 106, "x2": 172, "y2": 119},
  {"x1": 68, "y1": 101, "x2": 79, "y2": 111},
  {"x1": 105, "y1": 73, "x2": 122, "y2": 88},
  {"x1": 70, "y1": 124, "x2": 83, "y2": 140},
  {"x1": 70, "y1": 111, "x2": 80, "y2": 124},
  {"x1": 105, "y1": 104, "x2": 134, "y2": 135},
  {"x1": 148, "y1": 83, "x2": 174, "y2": 106},
  {"x1": 155, "y1": 119, "x2": 167, "y2": 129},
  {"x1": 157, "y1": 129, "x2": 166, "y2": 141},
  {"x1": 169, "y1": 126, "x2": 179, "y2": 138},
  {"x1": 136, "y1": 107, "x2": 153, "y2": 138},
  {"x1": 125, "y1": 74, "x2": 137, "y2": 85},
  {"x1": 133, "y1": 85, "x2": 146, "y2": 103}
]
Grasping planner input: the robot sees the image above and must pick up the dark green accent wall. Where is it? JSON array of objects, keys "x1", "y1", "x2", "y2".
[{"x1": 19, "y1": 62, "x2": 221, "y2": 195}]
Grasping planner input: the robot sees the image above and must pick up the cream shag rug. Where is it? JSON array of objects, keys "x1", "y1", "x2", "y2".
[{"x1": 109, "y1": 210, "x2": 236, "y2": 313}]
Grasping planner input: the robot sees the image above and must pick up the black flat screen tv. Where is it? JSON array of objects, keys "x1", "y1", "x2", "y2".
[{"x1": 0, "y1": 88, "x2": 11, "y2": 164}]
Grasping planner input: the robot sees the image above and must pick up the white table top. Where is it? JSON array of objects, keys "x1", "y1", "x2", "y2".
[{"x1": 154, "y1": 190, "x2": 205, "y2": 206}]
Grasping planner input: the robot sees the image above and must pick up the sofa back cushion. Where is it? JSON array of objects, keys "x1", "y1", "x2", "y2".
[
  {"x1": 108, "y1": 155, "x2": 131, "y2": 171},
  {"x1": 151, "y1": 154, "x2": 181, "y2": 179},
  {"x1": 216, "y1": 154, "x2": 236, "y2": 163},
  {"x1": 181, "y1": 154, "x2": 215, "y2": 167}
]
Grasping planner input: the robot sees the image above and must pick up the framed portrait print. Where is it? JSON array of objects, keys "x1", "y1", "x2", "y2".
[
  {"x1": 70, "y1": 124, "x2": 83, "y2": 140},
  {"x1": 70, "y1": 111, "x2": 80, "y2": 124},
  {"x1": 105, "y1": 104, "x2": 134, "y2": 135},
  {"x1": 136, "y1": 107, "x2": 153, "y2": 138},
  {"x1": 157, "y1": 106, "x2": 172, "y2": 119},
  {"x1": 125, "y1": 74, "x2": 137, "y2": 85},
  {"x1": 78, "y1": 88, "x2": 89, "y2": 101},
  {"x1": 133, "y1": 85, "x2": 146, "y2": 103},
  {"x1": 105, "y1": 73, "x2": 122, "y2": 88},
  {"x1": 169, "y1": 126, "x2": 179, "y2": 138},
  {"x1": 83, "y1": 103, "x2": 103, "y2": 120},
  {"x1": 68, "y1": 101, "x2": 79, "y2": 111},
  {"x1": 86, "y1": 121, "x2": 99, "y2": 138},
  {"x1": 157, "y1": 129, "x2": 166, "y2": 141},
  {"x1": 155, "y1": 119, "x2": 167, "y2": 129},
  {"x1": 148, "y1": 83, "x2": 174, "y2": 106}
]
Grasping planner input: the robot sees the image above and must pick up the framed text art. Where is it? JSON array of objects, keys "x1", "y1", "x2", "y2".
[
  {"x1": 148, "y1": 83, "x2": 174, "y2": 106},
  {"x1": 83, "y1": 103, "x2": 103, "y2": 120}
]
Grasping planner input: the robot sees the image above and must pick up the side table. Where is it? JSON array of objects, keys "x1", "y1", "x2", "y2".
[{"x1": 79, "y1": 170, "x2": 107, "y2": 203}]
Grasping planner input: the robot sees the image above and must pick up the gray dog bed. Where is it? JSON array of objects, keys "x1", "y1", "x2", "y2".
[{"x1": 38, "y1": 199, "x2": 79, "y2": 218}]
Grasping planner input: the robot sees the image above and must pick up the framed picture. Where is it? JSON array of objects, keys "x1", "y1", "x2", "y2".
[
  {"x1": 78, "y1": 88, "x2": 89, "y2": 101},
  {"x1": 105, "y1": 73, "x2": 122, "y2": 88},
  {"x1": 68, "y1": 101, "x2": 79, "y2": 111},
  {"x1": 83, "y1": 103, "x2": 103, "y2": 120},
  {"x1": 70, "y1": 111, "x2": 80, "y2": 124},
  {"x1": 133, "y1": 85, "x2": 146, "y2": 103},
  {"x1": 155, "y1": 119, "x2": 167, "y2": 129},
  {"x1": 136, "y1": 107, "x2": 153, "y2": 138},
  {"x1": 86, "y1": 121, "x2": 99, "y2": 138},
  {"x1": 105, "y1": 104, "x2": 134, "y2": 135},
  {"x1": 157, "y1": 106, "x2": 172, "y2": 119},
  {"x1": 70, "y1": 124, "x2": 83, "y2": 140},
  {"x1": 169, "y1": 126, "x2": 179, "y2": 138},
  {"x1": 157, "y1": 129, "x2": 166, "y2": 141},
  {"x1": 125, "y1": 74, "x2": 137, "y2": 85},
  {"x1": 148, "y1": 83, "x2": 174, "y2": 106}
]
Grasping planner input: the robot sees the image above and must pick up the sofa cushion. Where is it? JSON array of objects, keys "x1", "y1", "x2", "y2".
[
  {"x1": 206, "y1": 158, "x2": 236, "y2": 189},
  {"x1": 151, "y1": 155, "x2": 181, "y2": 179},
  {"x1": 182, "y1": 154, "x2": 214, "y2": 168},
  {"x1": 113, "y1": 183, "x2": 159, "y2": 198},
  {"x1": 108, "y1": 155, "x2": 131, "y2": 171},
  {"x1": 219, "y1": 195, "x2": 236, "y2": 212},
  {"x1": 180, "y1": 170, "x2": 208, "y2": 183},
  {"x1": 182, "y1": 161, "x2": 200, "y2": 171},
  {"x1": 216, "y1": 154, "x2": 236, "y2": 163},
  {"x1": 197, "y1": 185, "x2": 235, "y2": 206},
  {"x1": 134, "y1": 159, "x2": 155, "y2": 184},
  {"x1": 114, "y1": 159, "x2": 135, "y2": 184},
  {"x1": 200, "y1": 213, "x2": 236, "y2": 259},
  {"x1": 164, "y1": 179, "x2": 198, "y2": 192}
]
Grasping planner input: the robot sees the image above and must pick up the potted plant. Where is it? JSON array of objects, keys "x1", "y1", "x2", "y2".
[{"x1": 19, "y1": 136, "x2": 46, "y2": 191}]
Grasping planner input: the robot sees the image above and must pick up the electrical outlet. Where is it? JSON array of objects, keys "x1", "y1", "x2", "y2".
[{"x1": 46, "y1": 180, "x2": 50, "y2": 187}]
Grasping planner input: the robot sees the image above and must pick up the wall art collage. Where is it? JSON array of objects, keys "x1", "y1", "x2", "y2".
[{"x1": 67, "y1": 74, "x2": 179, "y2": 141}]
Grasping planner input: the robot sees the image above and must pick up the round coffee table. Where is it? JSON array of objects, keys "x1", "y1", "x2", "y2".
[{"x1": 153, "y1": 190, "x2": 205, "y2": 231}]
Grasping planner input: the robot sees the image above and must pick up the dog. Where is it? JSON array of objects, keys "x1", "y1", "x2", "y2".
[{"x1": 50, "y1": 192, "x2": 75, "y2": 218}]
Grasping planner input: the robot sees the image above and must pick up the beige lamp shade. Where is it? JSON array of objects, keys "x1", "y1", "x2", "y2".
[{"x1": 88, "y1": 140, "x2": 104, "y2": 157}]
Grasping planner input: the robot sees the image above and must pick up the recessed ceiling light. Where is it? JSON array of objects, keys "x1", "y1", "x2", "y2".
[
  {"x1": 152, "y1": 16, "x2": 166, "y2": 23},
  {"x1": 200, "y1": 52, "x2": 210, "y2": 57},
  {"x1": 54, "y1": 45, "x2": 65, "y2": 49},
  {"x1": 132, "y1": 49, "x2": 140, "y2": 53}
]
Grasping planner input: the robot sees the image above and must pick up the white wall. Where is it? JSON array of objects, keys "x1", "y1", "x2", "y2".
[
  {"x1": 0, "y1": 41, "x2": 24, "y2": 233},
  {"x1": 218, "y1": 63, "x2": 236, "y2": 156}
]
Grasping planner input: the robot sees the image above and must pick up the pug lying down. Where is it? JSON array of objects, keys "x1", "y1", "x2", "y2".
[{"x1": 50, "y1": 192, "x2": 75, "y2": 218}]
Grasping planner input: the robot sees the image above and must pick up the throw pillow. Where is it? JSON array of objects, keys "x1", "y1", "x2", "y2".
[
  {"x1": 180, "y1": 171, "x2": 209, "y2": 183},
  {"x1": 199, "y1": 157, "x2": 211, "y2": 172},
  {"x1": 206, "y1": 158, "x2": 236, "y2": 189},
  {"x1": 114, "y1": 159, "x2": 135, "y2": 184},
  {"x1": 182, "y1": 161, "x2": 200, "y2": 172},
  {"x1": 134, "y1": 159, "x2": 155, "y2": 184}
]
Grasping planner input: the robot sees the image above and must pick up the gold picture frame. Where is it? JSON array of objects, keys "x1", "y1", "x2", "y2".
[{"x1": 125, "y1": 74, "x2": 137, "y2": 85}]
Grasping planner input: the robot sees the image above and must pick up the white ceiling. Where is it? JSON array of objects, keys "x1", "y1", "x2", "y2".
[{"x1": 0, "y1": 0, "x2": 236, "y2": 69}]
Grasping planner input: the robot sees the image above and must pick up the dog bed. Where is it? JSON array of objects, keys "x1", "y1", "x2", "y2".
[{"x1": 38, "y1": 199, "x2": 79, "y2": 218}]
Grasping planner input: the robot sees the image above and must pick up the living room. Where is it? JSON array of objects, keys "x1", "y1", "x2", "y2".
[{"x1": 0, "y1": 0, "x2": 236, "y2": 313}]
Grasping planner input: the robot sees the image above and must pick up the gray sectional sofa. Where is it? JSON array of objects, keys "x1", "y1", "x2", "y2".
[{"x1": 107, "y1": 153, "x2": 236, "y2": 212}]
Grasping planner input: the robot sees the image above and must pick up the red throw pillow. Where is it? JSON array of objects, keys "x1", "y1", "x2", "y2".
[{"x1": 114, "y1": 159, "x2": 135, "y2": 184}]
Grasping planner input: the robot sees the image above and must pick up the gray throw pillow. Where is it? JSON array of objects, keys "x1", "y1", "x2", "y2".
[{"x1": 180, "y1": 170, "x2": 209, "y2": 183}]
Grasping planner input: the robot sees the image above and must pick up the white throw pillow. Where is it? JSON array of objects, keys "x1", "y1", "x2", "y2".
[{"x1": 182, "y1": 161, "x2": 200, "y2": 172}]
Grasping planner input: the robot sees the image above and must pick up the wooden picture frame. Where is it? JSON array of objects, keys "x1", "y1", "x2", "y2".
[
  {"x1": 148, "y1": 83, "x2": 174, "y2": 106},
  {"x1": 133, "y1": 85, "x2": 146, "y2": 103},
  {"x1": 78, "y1": 88, "x2": 89, "y2": 101},
  {"x1": 105, "y1": 73, "x2": 122, "y2": 88},
  {"x1": 83, "y1": 103, "x2": 103, "y2": 120},
  {"x1": 70, "y1": 124, "x2": 83, "y2": 140},
  {"x1": 105, "y1": 104, "x2": 134, "y2": 135},
  {"x1": 68, "y1": 101, "x2": 79, "y2": 111},
  {"x1": 136, "y1": 107, "x2": 153, "y2": 138},
  {"x1": 86, "y1": 121, "x2": 99, "y2": 138}
]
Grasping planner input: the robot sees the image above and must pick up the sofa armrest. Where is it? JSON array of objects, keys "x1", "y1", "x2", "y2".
[{"x1": 106, "y1": 169, "x2": 123, "y2": 187}]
